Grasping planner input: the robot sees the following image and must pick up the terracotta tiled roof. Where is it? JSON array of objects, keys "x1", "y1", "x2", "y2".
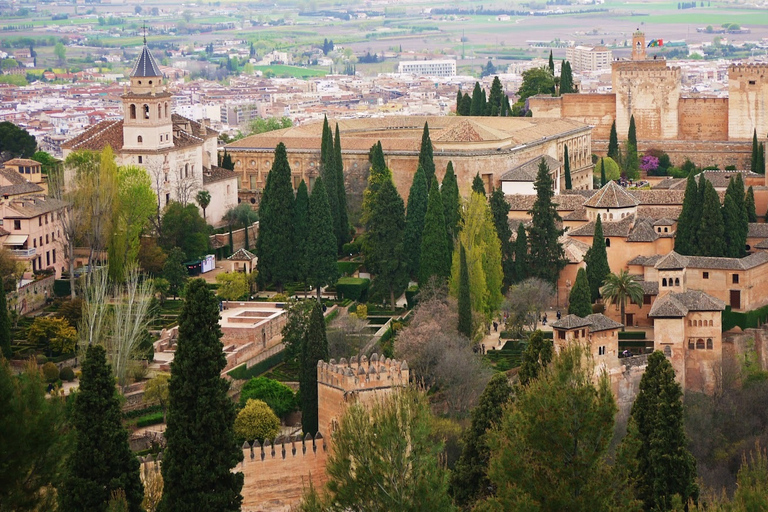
[
  {"x1": 585, "y1": 313, "x2": 624, "y2": 332},
  {"x1": 506, "y1": 193, "x2": 586, "y2": 212},
  {"x1": 583, "y1": 181, "x2": 639, "y2": 209},
  {"x1": 3, "y1": 195, "x2": 68, "y2": 218},
  {"x1": 203, "y1": 165, "x2": 237, "y2": 185},
  {"x1": 653, "y1": 218, "x2": 676, "y2": 226},
  {"x1": 649, "y1": 290, "x2": 726, "y2": 318},
  {"x1": 61, "y1": 119, "x2": 123, "y2": 151},
  {"x1": 500, "y1": 155, "x2": 561, "y2": 182},
  {"x1": 3, "y1": 158, "x2": 41, "y2": 167},
  {"x1": 551, "y1": 314, "x2": 591, "y2": 329},
  {"x1": 434, "y1": 119, "x2": 484, "y2": 142},
  {"x1": 568, "y1": 214, "x2": 635, "y2": 238},
  {"x1": 628, "y1": 254, "x2": 663, "y2": 267},
  {"x1": 748, "y1": 223, "x2": 768, "y2": 238},
  {"x1": 626, "y1": 218, "x2": 660, "y2": 242},
  {"x1": 654, "y1": 250, "x2": 768, "y2": 271},
  {"x1": 228, "y1": 248, "x2": 256, "y2": 261},
  {"x1": 639, "y1": 280, "x2": 659, "y2": 295}
]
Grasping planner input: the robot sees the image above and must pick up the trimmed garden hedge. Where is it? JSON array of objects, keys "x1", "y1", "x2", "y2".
[
  {"x1": 335, "y1": 277, "x2": 370, "y2": 302},
  {"x1": 135, "y1": 411, "x2": 164, "y2": 428},
  {"x1": 723, "y1": 304, "x2": 768, "y2": 332},
  {"x1": 618, "y1": 331, "x2": 647, "y2": 340},
  {"x1": 228, "y1": 350, "x2": 286, "y2": 381},
  {"x1": 337, "y1": 261, "x2": 361, "y2": 277}
]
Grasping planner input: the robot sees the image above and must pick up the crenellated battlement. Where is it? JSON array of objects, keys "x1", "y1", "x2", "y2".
[
  {"x1": 729, "y1": 63, "x2": 768, "y2": 75},
  {"x1": 614, "y1": 68, "x2": 681, "y2": 79},
  {"x1": 238, "y1": 432, "x2": 327, "y2": 467},
  {"x1": 316, "y1": 353, "x2": 410, "y2": 392}
]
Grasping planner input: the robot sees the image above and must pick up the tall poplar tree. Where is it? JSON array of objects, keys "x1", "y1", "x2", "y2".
[
  {"x1": 619, "y1": 351, "x2": 698, "y2": 510},
  {"x1": 568, "y1": 268, "x2": 593, "y2": 317},
  {"x1": 442, "y1": 161, "x2": 461, "y2": 239},
  {"x1": 527, "y1": 158, "x2": 566, "y2": 285},
  {"x1": 300, "y1": 302, "x2": 328, "y2": 436},
  {"x1": 608, "y1": 121, "x2": 619, "y2": 160},
  {"x1": 418, "y1": 122, "x2": 436, "y2": 188},
  {"x1": 512, "y1": 223, "x2": 528, "y2": 284},
  {"x1": 697, "y1": 179, "x2": 726, "y2": 257},
  {"x1": 256, "y1": 143, "x2": 295, "y2": 293},
  {"x1": 61, "y1": 345, "x2": 143, "y2": 512},
  {"x1": 752, "y1": 129, "x2": 759, "y2": 173},
  {"x1": 564, "y1": 144, "x2": 572, "y2": 190},
  {"x1": 490, "y1": 187, "x2": 514, "y2": 290},
  {"x1": 419, "y1": 177, "x2": 452, "y2": 285},
  {"x1": 306, "y1": 177, "x2": 339, "y2": 301},
  {"x1": 159, "y1": 279, "x2": 243, "y2": 512},
  {"x1": 0, "y1": 289, "x2": 10, "y2": 358},
  {"x1": 403, "y1": 165, "x2": 429, "y2": 278},
  {"x1": 320, "y1": 117, "x2": 340, "y2": 248},
  {"x1": 293, "y1": 180, "x2": 310, "y2": 286},
  {"x1": 470, "y1": 82, "x2": 484, "y2": 116},
  {"x1": 334, "y1": 123, "x2": 350, "y2": 249},
  {"x1": 457, "y1": 243, "x2": 472, "y2": 339},
  {"x1": 585, "y1": 215, "x2": 610, "y2": 302},
  {"x1": 472, "y1": 172, "x2": 486, "y2": 195},
  {"x1": 747, "y1": 185, "x2": 758, "y2": 222},
  {"x1": 674, "y1": 173, "x2": 698, "y2": 255}
]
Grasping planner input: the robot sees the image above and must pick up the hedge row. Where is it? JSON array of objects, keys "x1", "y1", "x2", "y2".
[
  {"x1": 335, "y1": 277, "x2": 370, "y2": 302},
  {"x1": 723, "y1": 304, "x2": 768, "y2": 331},
  {"x1": 135, "y1": 411, "x2": 164, "y2": 428},
  {"x1": 337, "y1": 261, "x2": 361, "y2": 277},
  {"x1": 123, "y1": 404, "x2": 163, "y2": 420},
  {"x1": 228, "y1": 350, "x2": 286, "y2": 381},
  {"x1": 618, "y1": 331, "x2": 647, "y2": 340}
]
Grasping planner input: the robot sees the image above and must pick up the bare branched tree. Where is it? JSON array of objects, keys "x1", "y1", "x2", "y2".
[
  {"x1": 174, "y1": 175, "x2": 199, "y2": 207},
  {"x1": 78, "y1": 266, "x2": 111, "y2": 350},
  {"x1": 48, "y1": 166, "x2": 81, "y2": 298},
  {"x1": 502, "y1": 277, "x2": 554, "y2": 337},
  {"x1": 327, "y1": 312, "x2": 372, "y2": 360}
]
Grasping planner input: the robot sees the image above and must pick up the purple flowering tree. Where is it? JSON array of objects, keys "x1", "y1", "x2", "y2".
[{"x1": 640, "y1": 155, "x2": 659, "y2": 174}]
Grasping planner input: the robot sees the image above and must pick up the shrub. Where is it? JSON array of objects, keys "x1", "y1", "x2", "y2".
[
  {"x1": 239, "y1": 377, "x2": 296, "y2": 417},
  {"x1": 353, "y1": 304, "x2": 368, "y2": 320},
  {"x1": 405, "y1": 285, "x2": 419, "y2": 309},
  {"x1": 271, "y1": 293, "x2": 290, "y2": 302},
  {"x1": 234, "y1": 399, "x2": 281, "y2": 442},
  {"x1": 342, "y1": 240, "x2": 361, "y2": 255},
  {"x1": 42, "y1": 362, "x2": 59, "y2": 383},
  {"x1": 135, "y1": 411, "x2": 165, "y2": 428},
  {"x1": 337, "y1": 261, "x2": 361, "y2": 276},
  {"x1": 594, "y1": 157, "x2": 620, "y2": 182},
  {"x1": 35, "y1": 354, "x2": 48, "y2": 365},
  {"x1": 335, "y1": 277, "x2": 370, "y2": 302},
  {"x1": 59, "y1": 366, "x2": 75, "y2": 382}
]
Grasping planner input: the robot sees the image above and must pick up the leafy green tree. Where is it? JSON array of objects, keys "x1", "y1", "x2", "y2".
[
  {"x1": 561, "y1": 60, "x2": 575, "y2": 94},
  {"x1": 403, "y1": 165, "x2": 429, "y2": 278},
  {"x1": 418, "y1": 122, "x2": 436, "y2": 188},
  {"x1": 747, "y1": 185, "x2": 758, "y2": 223},
  {"x1": 729, "y1": 444, "x2": 768, "y2": 510},
  {"x1": 625, "y1": 143, "x2": 640, "y2": 180},
  {"x1": 245, "y1": 116, "x2": 292, "y2": 135},
  {"x1": 216, "y1": 271, "x2": 249, "y2": 301},
  {"x1": 224, "y1": 203, "x2": 258, "y2": 251},
  {"x1": 585, "y1": 215, "x2": 610, "y2": 302},
  {"x1": 470, "y1": 82, "x2": 484, "y2": 116},
  {"x1": 0, "y1": 360, "x2": 71, "y2": 512},
  {"x1": 0, "y1": 289, "x2": 11, "y2": 358},
  {"x1": 60, "y1": 345, "x2": 143, "y2": 512},
  {"x1": 674, "y1": 173, "x2": 699, "y2": 255},
  {"x1": 0, "y1": 121, "x2": 36, "y2": 159},
  {"x1": 419, "y1": 177, "x2": 452, "y2": 286},
  {"x1": 601, "y1": 160, "x2": 607, "y2": 187},
  {"x1": 512, "y1": 223, "x2": 528, "y2": 284},
  {"x1": 300, "y1": 302, "x2": 328, "y2": 436},
  {"x1": 320, "y1": 117, "x2": 340, "y2": 251},
  {"x1": 281, "y1": 298, "x2": 315, "y2": 361},
  {"x1": 608, "y1": 120, "x2": 619, "y2": 160},
  {"x1": 293, "y1": 180, "x2": 310, "y2": 285},
  {"x1": 306, "y1": 177, "x2": 339, "y2": 301},
  {"x1": 160, "y1": 202, "x2": 209, "y2": 260},
  {"x1": 54, "y1": 42, "x2": 66, "y2": 64},
  {"x1": 234, "y1": 399, "x2": 280, "y2": 442},
  {"x1": 568, "y1": 268, "x2": 593, "y2": 317},
  {"x1": 600, "y1": 270, "x2": 643, "y2": 330},
  {"x1": 441, "y1": 161, "x2": 460, "y2": 239},
  {"x1": 307, "y1": 389, "x2": 455, "y2": 511},
  {"x1": 481, "y1": 59, "x2": 497, "y2": 79},
  {"x1": 220, "y1": 150, "x2": 234, "y2": 171},
  {"x1": 239, "y1": 377, "x2": 296, "y2": 417},
  {"x1": 527, "y1": 158, "x2": 566, "y2": 285},
  {"x1": 159, "y1": 279, "x2": 243, "y2": 512},
  {"x1": 162, "y1": 247, "x2": 188, "y2": 299},
  {"x1": 472, "y1": 172, "x2": 486, "y2": 195},
  {"x1": 479, "y1": 345, "x2": 633, "y2": 511},
  {"x1": 334, "y1": 123, "x2": 350, "y2": 249},
  {"x1": 619, "y1": 351, "x2": 698, "y2": 510},
  {"x1": 257, "y1": 143, "x2": 295, "y2": 293},
  {"x1": 32, "y1": 150, "x2": 59, "y2": 175},
  {"x1": 450, "y1": 373, "x2": 513, "y2": 508},
  {"x1": 458, "y1": 243, "x2": 472, "y2": 339},
  {"x1": 697, "y1": 179, "x2": 726, "y2": 257},
  {"x1": 490, "y1": 187, "x2": 514, "y2": 290},
  {"x1": 143, "y1": 373, "x2": 170, "y2": 423},
  {"x1": 564, "y1": 144, "x2": 572, "y2": 190},
  {"x1": 27, "y1": 316, "x2": 77, "y2": 355},
  {"x1": 195, "y1": 189, "x2": 211, "y2": 222},
  {"x1": 513, "y1": 67, "x2": 555, "y2": 114}
]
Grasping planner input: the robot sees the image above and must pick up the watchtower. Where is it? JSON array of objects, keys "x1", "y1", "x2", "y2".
[{"x1": 632, "y1": 30, "x2": 647, "y2": 61}]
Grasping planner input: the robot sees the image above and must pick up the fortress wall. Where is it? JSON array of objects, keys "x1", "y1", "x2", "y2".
[
  {"x1": 728, "y1": 64, "x2": 768, "y2": 140},
  {"x1": 614, "y1": 64, "x2": 681, "y2": 141},
  {"x1": 593, "y1": 139, "x2": 751, "y2": 169},
  {"x1": 560, "y1": 93, "x2": 616, "y2": 139},
  {"x1": 678, "y1": 98, "x2": 729, "y2": 141}
]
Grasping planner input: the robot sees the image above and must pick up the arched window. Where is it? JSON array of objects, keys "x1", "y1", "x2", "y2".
[
  {"x1": 129, "y1": 104, "x2": 137, "y2": 119},
  {"x1": 664, "y1": 227, "x2": 669, "y2": 233},
  {"x1": 707, "y1": 338, "x2": 713, "y2": 349},
  {"x1": 605, "y1": 238, "x2": 611, "y2": 247},
  {"x1": 609, "y1": 213, "x2": 614, "y2": 220},
  {"x1": 698, "y1": 320, "x2": 703, "y2": 327},
  {"x1": 696, "y1": 339, "x2": 705, "y2": 349},
  {"x1": 675, "y1": 278, "x2": 680, "y2": 286},
  {"x1": 137, "y1": 136, "x2": 143, "y2": 143},
  {"x1": 158, "y1": 104, "x2": 162, "y2": 118},
  {"x1": 662, "y1": 278, "x2": 667, "y2": 287},
  {"x1": 709, "y1": 319, "x2": 713, "y2": 326},
  {"x1": 165, "y1": 103, "x2": 169, "y2": 117},
  {"x1": 143, "y1": 104, "x2": 150, "y2": 119},
  {"x1": 185, "y1": 163, "x2": 189, "y2": 178},
  {"x1": 688, "y1": 319, "x2": 692, "y2": 327}
]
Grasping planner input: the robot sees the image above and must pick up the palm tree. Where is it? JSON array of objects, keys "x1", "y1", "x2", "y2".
[
  {"x1": 600, "y1": 269, "x2": 643, "y2": 331},
  {"x1": 195, "y1": 189, "x2": 211, "y2": 222}
]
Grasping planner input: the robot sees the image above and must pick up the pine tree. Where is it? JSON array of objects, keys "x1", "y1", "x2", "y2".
[
  {"x1": 307, "y1": 177, "x2": 339, "y2": 301},
  {"x1": 585, "y1": 215, "x2": 610, "y2": 302},
  {"x1": 459, "y1": 94, "x2": 472, "y2": 116},
  {"x1": 0, "y1": 288, "x2": 10, "y2": 358},
  {"x1": 293, "y1": 180, "x2": 310, "y2": 286},
  {"x1": 490, "y1": 187, "x2": 514, "y2": 290},
  {"x1": 449, "y1": 373, "x2": 513, "y2": 507},
  {"x1": 548, "y1": 50, "x2": 555, "y2": 75},
  {"x1": 458, "y1": 243, "x2": 472, "y2": 339},
  {"x1": 564, "y1": 144, "x2": 572, "y2": 190},
  {"x1": 256, "y1": 143, "x2": 295, "y2": 293},
  {"x1": 600, "y1": 157, "x2": 607, "y2": 187},
  {"x1": 674, "y1": 173, "x2": 698, "y2": 255},
  {"x1": 517, "y1": 329, "x2": 553, "y2": 387},
  {"x1": 568, "y1": 268, "x2": 593, "y2": 317},
  {"x1": 472, "y1": 172, "x2": 486, "y2": 195},
  {"x1": 619, "y1": 351, "x2": 698, "y2": 510},
  {"x1": 470, "y1": 82, "x2": 484, "y2": 116},
  {"x1": 418, "y1": 122, "x2": 436, "y2": 188},
  {"x1": 334, "y1": 124, "x2": 350, "y2": 249},
  {"x1": 441, "y1": 161, "x2": 461, "y2": 240},
  {"x1": 747, "y1": 185, "x2": 758, "y2": 223},
  {"x1": 512, "y1": 223, "x2": 528, "y2": 283},
  {"x1": 752, "y1": 129, "x2": 759, "y2": 173},
  {"x1": 697, "y1": 179, "x2": 726, "y2": 257},
  {"x1": 608, "y1": 121, "x2": 619, "y2": 160},
  {"x1": 60, "y1": 345, "x2": 143, "y2": 512},
  {"x1": 419, "y1": 177, "x2": 452, "y2": 286},
  {"x1": 320, "y1": 117, "x2": 340, "y2": 251},
  {"x1": 456, "y1": 90, "x2": 463, "y2": 114},
  {"x1": 527, "y1": 158, "x2": 567, "y2": 285},
  {"x1": 488, "y1": 76, "x2": 504, "y2": 116},
  {"x1": 300, "y1": 302, "x2": 328, "y2": 436},
  {"x1": 403, "y1": 165, "x2": 429, "y2": 279},
  {"x1": 159, "y1": 279, "x2": 244, "y2": 512}
]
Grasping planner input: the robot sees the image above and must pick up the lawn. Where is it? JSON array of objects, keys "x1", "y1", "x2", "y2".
[{"x1": 253, "y1": 64, "x2": 327, "y2": 78}]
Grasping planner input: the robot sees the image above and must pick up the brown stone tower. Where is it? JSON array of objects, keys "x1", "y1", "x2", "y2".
[{"x1": 632, "y1": 30, "x2": 647, "y2": 61}]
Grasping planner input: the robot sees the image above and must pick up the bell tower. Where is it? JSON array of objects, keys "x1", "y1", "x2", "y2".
[
  {"x1": 122, "y1": 38, "x2": 173, "y2": 151},
  {"x1": 632, "y1": 29, "x2": 647, "y2": 61}
]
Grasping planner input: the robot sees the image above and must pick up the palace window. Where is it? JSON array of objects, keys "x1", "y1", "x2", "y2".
[
  {"x1": 707, "y1": 338, "x2": 713, "y2": 349},
  {"x1": 697, "y1": 339, "x2": 705, "y2": 350},
  {"x1": 137, "y1": 136, "x2": 143, "y2": 143},
  {"x1": 703, "y1": 272, "x2": 709, "y2": 279},
  {"x1": 143, "y1": 104, "x2": 150, "y2": 119},
  {"x1": 733, "y1": 274, "x2": 740, "y2": 284}
]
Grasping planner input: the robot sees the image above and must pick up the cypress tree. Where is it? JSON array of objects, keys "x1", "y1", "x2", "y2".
[
  {"x1": 159, "y1": 280, "x2": 243, "y2": 511},
  {"x1": 419, "y1": 177, "x2": 452, "y2": 285},
  {"x1": 585, "y1": 215, "x2": 610, "y2": 302},
  {"x1": 619, "y1": 351, "x2": 698, "y2": 510},
  {"x1": 488, "y1": 76, "x2": 504, "y2": 116},
  {"x1": 512, "y1": 222, "x2": 528, "y2": 283},
  {"x1": 548, "y1": 50, "x2": 555, "y2": 75},
  {"x1": 608, "y1": 121, "x2": 619, "y2": 160},
  {"x1": 722, "y1": 194, "x2": 744, "y2": 258},
  {"x1": 564, "y1": 144, "x2": 572, "y2": 190},
  {"x1": 518, "y1": 329, "x2": 553, "y2": 387},
  {"x1": 481, "y1": 89, "x2": 487, "y2": 116},
  {"x1": 60, "y1": 345, "x2": 143, "y2": 512},
  {"x1": 456, "y1": 90, "x2": 463, "y2": 114},
  {"x1": 334, "y1": 123, "x2": 350, "y2": 249},
  {"x1": 403, "y1": 165, "x2": 429, "y2": 279},
  {"x1": 674, "y1": 173, "x2": 698, "y2": 255},
  {"x1": 760, "y1": 142, "x2": 766, "y2": 175},
  {"x1": 458, "y1": 243, "x2": 472, "y2": 339},
  {"x1": 747, "y1": 185, "x2": 758, "y2": 223},
  {"x1": 0, "y1": 289, "x2": 10, "y2": 358},
  {"x1": 300, "y1": 302, "x2": 328, "y2": 436},
  {"x1": 560, "y1": 60, "x2": 574, "y2": 94},
  {"x1": 697, "y1": 179, "x2": 726, "y2": 257},
  {"x1": 320, "y1": 117, "x2": 340, "y2": 249},
  {"x1": 628, "y1": 114, "x2": 637, "y2": 148},
  {"x1": 256, "y1": 143, "x2": 295, "y2": 293},
  {"x1": 752, "y1": 129, "x2": 759, "y2": 173},
  {"x1": 725, "y1": 174, "x2": 748, "y2": 258},
  {"x1": 459, "y1": 93, "x2": 472, "y2": 116},
  {"x1": 307, "y1": 177, "x2": 340, "y2": 301},
  {"x1": 527, "y1": 158, "x2": 567, "y2": 285},
  {"x1": 294, "y1": 180, "x2": 310, "y2": 288},
  {"x1": 470, "y1": 82, "x2": 484, "y2": 116},
  {"x1": 441, "y1": 161, "x2": 461, "y2": 240},
  {"x1": 600, "y1": 157, "x2": 607, "y2": 187},
  {"x1": 418, "y1": 121, "x2": 436, "y2": 189},
  {"x1": 370, "y1": 141, "x2": 386, "y2": 174},
  {"x1": 568, "y1": 268, "x2": 593, "y2": 317},
  {"x1": 490, "y1": 187, "x2": 514, "y2": 290},
  {"x1": 472, "y1": 172, "x2": 486, "y2": 195},
  {"x1": 449, "y1": 373, "x2": 513, "y2": 507}
]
